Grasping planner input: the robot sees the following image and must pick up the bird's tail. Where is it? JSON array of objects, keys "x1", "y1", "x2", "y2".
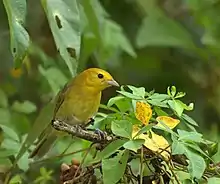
[{"x1": 29, "y1": 129, "x2": 57, "y2": 159}]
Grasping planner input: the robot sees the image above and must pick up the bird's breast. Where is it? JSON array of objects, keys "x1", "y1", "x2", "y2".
[{"x1": 55, "y1": 92, "x2": 101, "y2": 125}]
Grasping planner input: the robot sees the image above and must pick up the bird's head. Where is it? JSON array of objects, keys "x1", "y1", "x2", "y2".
[{"x1": 76, "y1": 68, "x2": 119, "y2": 91}]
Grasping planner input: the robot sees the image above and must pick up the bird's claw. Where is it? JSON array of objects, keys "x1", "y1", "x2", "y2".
[{"x1": 94, "y1": 128, "x2": 107, "y2": 140}]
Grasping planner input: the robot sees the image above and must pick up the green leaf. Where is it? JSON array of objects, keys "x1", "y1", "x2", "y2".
[
  {"x1": 147, "y1": 93, "x2": 170, "y2": 108},
  {"x1": 186, "y1": 150, "x2": 206, "y2": 179},
  {"x1": 102, "y1": 150, "x2": 129, "y2": 184},
  {"x1": 175, "y1": 92, "x2": 186, "y2": 99},
  {"x1": 14, "y1": 101, "x2": 55, "y2": 166},
  {"x1": 167, "y1": 86, "x2": 176, "y2": 97},
  {"x1": 0, "y1": 158, "x2": 12, "y2": 166},
  {"x1": 11, "y1": 113, "x2": 30, "y2": 135},
  {"x1": 98, "y1": 139, "x2": 127, "y2": 159},
  {"x1": 154, "y1": 107, "x2": 168, "y2": 116},
  {"x1": 39, "y1": 66, "x2": 68, "y2": 95},
  {"x1": 177, "y1": 130, "x2": 203, "y2": 143},
  {"x1": 107, "y1": 96, "x2": 125, "y2": 107},
  {"x1": 11, "y1": 100, "x2": 37, "y2": 114},
  {"x1": 148, "y1": 93, "x2": 170, "y2": 101},
  {"x1": 3, "y1": 0, "x2": 30, "y2": 67},
  {"x1": 123, "y1": 139, "x2": 144, "y2": 152},
  {"x1": 168, "y1": 100, "x2": 184, "y2": 116},
  {"x1": 0, "y1": 125, "x2": 19, "y2": 141},
  {"x1": 0, "y1": 89, "x2": 8, "y2": 108},
  {"x1": 9, "y1": 175, "x2": 22, "y2": 184},
  {"x1": 117, "y1": 91, "x2": 142, "y2": 100},
  {"x1": 208, "y1": 177, "x2": 220, "y2": 184},
  {"x1": 134, "y1": 124, "x2": 154, "y2": 138},
  {"x1": 0, "y1": 148, "x2": 17, "y2": 157},
  {"x1": 136, "y1": 11, "x2": 194, "y2": 48},
  {"x1": 0, "y1": 108, "x2": 11, "y2": 124},
  {"x1": 81, "y1": 0, "x2": 100, "y2": 38},
  {"x1": 175, "y1": 100, "x2": 194, "y2": 111},
  {"x1": 113, "y1": 98, "x2": 131, "y2": 112},
  {"x1": 17, "y1": 151, "x2": 29, "y2": 171},
  {"x1": 171, "y1": 140, "x2": 206, "y2": 179},
  {"x1": 182, "y1": 113, "x2": 198, "y2": 127},
  {"x1": 2, "y1": 138, "x2": 20, "y2": 151},
  {"x1": 41, "y1": 0, "x2": 81, "y2": 75},
  {"x1": 183, "y1": 142, "x2": 213, "y2": 161},
  {"x1": 172, "y1": 140, "x2": 186, "y2": 155},
  {"x1": 127, "y1": 85, "x2": 145, "y2": 98},
  {"x1": 102, "y1": 20, "x2": 136, "y2": 58},
  {"x1": 111, "y1": 120, "x2": 133, "y2": 139}
]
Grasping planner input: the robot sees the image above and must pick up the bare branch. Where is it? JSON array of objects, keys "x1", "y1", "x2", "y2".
[{"x1": 51, "y1": 120, "x2": 115, "y2": 143}]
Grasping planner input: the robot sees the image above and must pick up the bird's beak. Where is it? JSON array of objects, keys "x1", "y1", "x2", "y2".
[{"x1": 107, "y1": 79, "x2": 120, "y2": 87}]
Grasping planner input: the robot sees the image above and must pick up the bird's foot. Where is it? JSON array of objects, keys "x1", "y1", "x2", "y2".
[{"x1": 94, "y1": 128, "x2": 107, "y2": 140}]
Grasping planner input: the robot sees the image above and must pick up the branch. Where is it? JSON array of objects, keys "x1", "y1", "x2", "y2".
[{"x1": 51, "y1": 120, "x2": 115, "y2": 143}]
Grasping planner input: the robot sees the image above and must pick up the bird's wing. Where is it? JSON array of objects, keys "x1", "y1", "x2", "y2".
[{"x1": 53, "y1": 81, "x2": 72, "y2": 119}]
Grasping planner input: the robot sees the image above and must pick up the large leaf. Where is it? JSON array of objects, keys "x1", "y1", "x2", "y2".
[
  {"x1": 208, "y1": 177, "x2": 220, "y2": 184},
  {"x1": 177, "y1": 129, "x2": 203, "y2": 143},
  {"x1": 171, "y1": 140, "x2": 206, "y2": 179},
  {"x1": 102, "y1": 20, "x2": 136, "y2": 58},
  {"x1": 102, "y1": 150, "x2": 129, "y2": 184},
  {"x1": 127, "y1": 85, "x2": 145, "y2": 98},
  {"x1": 39, "y1": 66, "x2": 68, "y2": 95},
  {"x1": 123, "y1": 139, "x2": 144, "y2": 153},
  {"x1": 98, "y1": 139, "x2": 127, "y2": 159},
  {"x1": 181, "y1": 113, "x2": 198, "y2": 127},
  {"x1": 136, "y1": 11, "x2": 194, "y2": 49},
  {"x1": 41, "y1": 0, "x2": 81, "y2": 75},
  {"x1": 111, "y1": 120, "x2": 133, "y2": 139},
  {"x1": 3, "y1": 0, "x2": 30, "y2": 67},
  {"x1": 187, "y1": 150, "x2": 206, "y2": 179},
  {"x1": 81, "y1": 0, "x2": 100, "y2": 38}
]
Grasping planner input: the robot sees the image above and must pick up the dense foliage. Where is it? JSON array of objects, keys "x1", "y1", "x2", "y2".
[{"x1": 1, "y1": 0, "x2": 220, "y2": 183}]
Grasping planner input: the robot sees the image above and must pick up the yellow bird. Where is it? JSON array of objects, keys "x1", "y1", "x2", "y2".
[{"x1": 29, "y1": 68, "x2": 119, "y2": 158}]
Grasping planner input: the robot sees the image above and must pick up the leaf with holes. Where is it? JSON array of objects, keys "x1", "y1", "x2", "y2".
[
  {"x1": 3, "y1": 0, "x2": 30, "y2": 67},
  {"x1": 41, "y1": 0, "x2": 81, "y2": 75},
  {"x1": 111, "y1": 120, "x2": 133, "y2": 139},
  {"x1": 98, "y1": 139, "x2": 127, "y2": 159},
  {"x1": 171, "y1": 140, "x2": 206, "y2": 179},
  {"x1": 123, "y1": 139, "x2": 144, "y2": 152},
  {"x1": 102, "y1": 150, "x2": 129, "y2": 184}
]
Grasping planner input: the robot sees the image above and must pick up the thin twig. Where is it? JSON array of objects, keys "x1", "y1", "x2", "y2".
[
  {"x1": 165, "y1": 160, "x2": 181, "y2": 184},
  {"x1": 72, "y1": 144, "x2": 94, "y2": 183},
  {"x1": 139, "y1": 146, "x2": 144, "y2": 184},
  {"x1": 31, "y1": 148, "x2": 90, "y2": 164}
]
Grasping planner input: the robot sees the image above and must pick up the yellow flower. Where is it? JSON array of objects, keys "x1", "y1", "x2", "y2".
[{"x1": 135, "y1": 101, "x2": 152, "y2": 125}]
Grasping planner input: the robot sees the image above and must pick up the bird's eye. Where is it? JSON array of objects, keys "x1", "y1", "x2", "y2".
[{"x1": 98, "y1": 73, "x2": 104, "y2": 79}]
